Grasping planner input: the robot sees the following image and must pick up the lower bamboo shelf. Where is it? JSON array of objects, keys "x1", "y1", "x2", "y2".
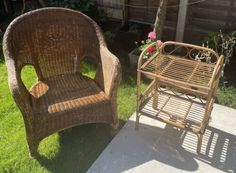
[
  {"x1": 136, "y1": 87, "x2": 213, "y2": 153},
  {"x1": 139, "y1": 89, "x2": 212, "y2": 135}
]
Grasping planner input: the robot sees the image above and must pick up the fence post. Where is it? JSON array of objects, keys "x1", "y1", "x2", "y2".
[
  {"x1": 3, "y1": 0, "x2": 12, "y2": 15},
  {"x1": 123, "y1": 0, "x2": 128, "y2": 26},
  {"x1": 175, "y1": 0, "x2": 188, "y2": 42}
]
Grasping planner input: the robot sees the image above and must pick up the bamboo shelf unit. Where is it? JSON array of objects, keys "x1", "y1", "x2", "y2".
[{"x1": 136, "y1": 41, "x2": 224, "y2": 153}]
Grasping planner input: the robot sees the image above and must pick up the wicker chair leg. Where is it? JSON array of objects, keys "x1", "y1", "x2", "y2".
[
  {"x1": 110, "y1": 106, "x2": 120, "y2": 130},
  {"x1": 28, "y1": 140, "x2": 39, "y2": 157},
  {"x1": 197, "y1": 134, "x2": 203, "y2": 153},
  {"x1": 111, "y1": 120, "x2": 120, "y2": 130}
]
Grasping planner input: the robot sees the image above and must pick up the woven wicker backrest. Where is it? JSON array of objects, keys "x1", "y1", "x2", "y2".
[{"x1": 5, "y1": 8, "x2": 104, "y2": 79}]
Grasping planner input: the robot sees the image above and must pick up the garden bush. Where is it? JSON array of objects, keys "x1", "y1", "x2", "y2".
[{"x1": 48, "y1": 0, "x2": 107, "y2": 24}]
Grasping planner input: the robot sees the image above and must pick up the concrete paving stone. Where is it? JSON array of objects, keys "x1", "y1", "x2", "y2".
[{"x1": 87, "y1": 103, "x2": 236, "y2": 173}]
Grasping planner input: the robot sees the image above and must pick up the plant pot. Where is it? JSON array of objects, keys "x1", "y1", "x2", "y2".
[
  {"x1": 129, "y1": 49, "x2": 155, "y2": 80},
  {"x1": 128, "y1": 49, "x2": 140, "y2": 69}
]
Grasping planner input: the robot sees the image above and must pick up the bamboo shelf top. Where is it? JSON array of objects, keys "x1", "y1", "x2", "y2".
[
  {"x1": 140, "y1": 55, "x2": 215, "y2": 89},
  {"x1": 137, "y1": 41, "x2": 224, "y2": 96}
]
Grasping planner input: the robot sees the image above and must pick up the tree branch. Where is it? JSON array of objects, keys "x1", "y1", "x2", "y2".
[{"x1": 153, "y1": 0, "x2": 168, "y2": 40}]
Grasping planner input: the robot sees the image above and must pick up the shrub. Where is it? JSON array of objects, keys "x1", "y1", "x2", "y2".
[
  {"x1": 48, "y1": 0, "x2": 107, "y2": 24},
  {"x1": 104, "y1": 31, "x2": 115, "y2": 47},
  {"x1": 203, "y1": 30, "x2": 236, "y2": 76}
]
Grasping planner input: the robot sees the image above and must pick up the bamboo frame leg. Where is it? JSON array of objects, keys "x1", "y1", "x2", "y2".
[
  {"x1": 197, "y1": 133, "x2": 203, "y2": 153},
  {"x1": 135, "y1": 112, "x2": 140, "y2": 130},
  {"x1": 152, "y1": 80, "x2": 159, "y2": 110},
  {"x1": 136, "y1": 67, "x2": 141, "y2": 130}
]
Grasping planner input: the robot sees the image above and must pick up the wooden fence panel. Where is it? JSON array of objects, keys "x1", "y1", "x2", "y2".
[
  {"x1": 128, "y1": 0, "x2": 178, "y2": 25},
  {"x1": 184, "y1": 0, "x2": 236, "y2": 43},
  {"x1": 96, "y1": 0, "x2": 124, "y2": 20},
  {"x1": 96, "y1": 0, "x2": 236, "y2": 44}
]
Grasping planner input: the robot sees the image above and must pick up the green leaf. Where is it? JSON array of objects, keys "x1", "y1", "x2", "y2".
[{"x1": 146, "y1": 39, "x2": 151, "y2": 44}]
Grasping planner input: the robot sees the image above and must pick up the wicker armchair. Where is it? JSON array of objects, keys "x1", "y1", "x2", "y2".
[{"x1": 3, "y1": 8, "x2": 121, "y2": 156}]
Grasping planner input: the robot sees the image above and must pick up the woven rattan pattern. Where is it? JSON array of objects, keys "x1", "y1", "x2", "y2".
[{"x1": 3, "y1": 8, "x2": 121, "y2": 156}]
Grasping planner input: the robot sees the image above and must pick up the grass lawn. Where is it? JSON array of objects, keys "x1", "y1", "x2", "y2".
[{"x1": 217, "y1": 86, "x2": 236, "y2": 108}]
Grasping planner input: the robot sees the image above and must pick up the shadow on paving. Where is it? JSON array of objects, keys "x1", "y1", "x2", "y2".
[
  {"x1": 88, "y1": 120, "x2": 236, "y2": 173},
  {"x1": 34, "y1": 122, "x2": 125, "y2": 173}
]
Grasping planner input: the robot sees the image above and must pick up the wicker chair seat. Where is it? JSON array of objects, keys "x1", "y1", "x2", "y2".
[{"x1": 31, "y1": 74, "x2": 110, "y2": 115}]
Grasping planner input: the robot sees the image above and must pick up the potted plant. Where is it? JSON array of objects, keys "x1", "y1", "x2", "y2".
[{"x1": 129, "y1": 31, "x2": 163, "y2": 68}]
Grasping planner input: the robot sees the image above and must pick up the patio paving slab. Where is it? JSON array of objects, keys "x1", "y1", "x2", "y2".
[{"x1": 87, "y1": 103, "x2": 236, "y2": 173}]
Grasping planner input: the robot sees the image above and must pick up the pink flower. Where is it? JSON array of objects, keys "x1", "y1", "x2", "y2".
[
  {"x1": 156, "y1": 40, "x2": 163, "y2": 47},
  {"x1": 147, "y1": 46, "x2": 155, "y2": 53},
  {"x1": 148, "y1": 31, "x2": 156, "y2": 40}
]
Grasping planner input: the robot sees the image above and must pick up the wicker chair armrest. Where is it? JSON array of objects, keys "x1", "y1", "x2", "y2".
[
  {"x1": 95, "y1": 46, "x2": 122, "y2": 98},
  {"x1": 5, "y1": 59, "x2": 33, "y2": 117}
]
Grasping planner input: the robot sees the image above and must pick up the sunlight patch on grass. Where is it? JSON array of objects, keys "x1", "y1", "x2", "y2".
[
  {"x1": 21, "y1": 65, "x2": 37, "y2": 90},
  {"x1": 81, "y1": 59, "x2": 97, "y2": 79},
  {"x1": 217, "y1": 86, "x2": 236, "y2": 108}
]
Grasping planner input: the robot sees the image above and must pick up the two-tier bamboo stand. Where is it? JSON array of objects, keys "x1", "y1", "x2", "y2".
[{"x1": 136, "y1": 41, "x2": 224, "y2": 153}]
